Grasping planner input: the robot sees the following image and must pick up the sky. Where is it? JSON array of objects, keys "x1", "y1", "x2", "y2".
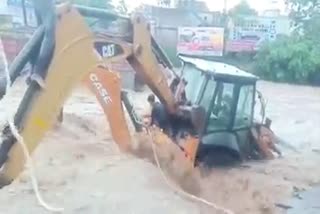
[
  {"x1": 122, "y1": 0, "x2": 287, "y2": 14},
  {"x1": 0, "y1": 0, "x2": 287, "y2": 14}
]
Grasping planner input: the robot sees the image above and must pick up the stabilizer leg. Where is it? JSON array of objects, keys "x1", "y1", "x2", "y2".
[{"x1": 0, "y1": 6, "x2": 98, "y2": 187}]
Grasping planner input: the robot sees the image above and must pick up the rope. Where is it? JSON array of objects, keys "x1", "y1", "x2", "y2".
[
  {"x1": 0, "y1": 39, "x2": 64, "y2": 212},
  {"x1": 0, "y1": 31, "x2": 107, "y2": 212},
  {"x1": 146, "y1": 128, "x2": 235, "y2": 214},
  {"x1": 0, "y1": 17, "x2": 233, "y2": 213},
  {"x1": 0, "y1": 31, "x2": 109, "y2": 212}
]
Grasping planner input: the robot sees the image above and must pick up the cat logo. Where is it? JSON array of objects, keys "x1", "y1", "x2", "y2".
[{"x1": 101, "y1": 44, "x2": 115, "y2": 58}]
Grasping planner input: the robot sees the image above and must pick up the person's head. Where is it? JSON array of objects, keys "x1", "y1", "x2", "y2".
[
  {"x1": 265, "y1": 118, "x2": 272, "y2": 129},
  {"x1": 223, "y1": 94, "x2": 232, "y2": 104},
  {"x1": 147, "y1": 94, "x2": 156, "y2": 106}
]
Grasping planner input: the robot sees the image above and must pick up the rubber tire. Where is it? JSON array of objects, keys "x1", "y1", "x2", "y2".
[{"x1": 200, "y1": 147, "x2": 241, "y2": 169}]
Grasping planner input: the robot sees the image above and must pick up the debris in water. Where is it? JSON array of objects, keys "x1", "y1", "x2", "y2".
[{"x1": 275, "y1": 203, "x2": 292, "y2": 210}]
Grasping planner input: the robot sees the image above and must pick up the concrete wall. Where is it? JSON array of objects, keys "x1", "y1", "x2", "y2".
[
  {"x1": 275, "y1": 16, "x2": 292, "y2": 35},
  {"x1": 153, "y1": 26, "x2": 179, "y2": 66},
  {"x1": 144, "y1": 6, "x2": 201, "y2": 27},
  {"x1": 146, "y1": 6, "x2": 292, "y2": 58},
  {"x1": 142, "y1": 5, "x2": 225, "y2": 65},
  {"x1": 143, "y1": 5, "x2": 204, "y2": 65},
  {"x1": 0, "y1": 1, "x2": 37, "y2": 27}
]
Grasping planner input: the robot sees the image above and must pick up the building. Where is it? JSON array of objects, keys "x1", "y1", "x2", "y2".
[
  {"x1": 173, "y1": 0, "x2": 210, "y2": 11},
  {"x1": 138, "y1": 4, "x2": 223, "y2": 64},
  {"x1": 0, "y1": 0, "x2": 37, "y2": 27},
  {"x1": 0, "y1": 0, "x2": 35, "y2": 63},
  {"x1": 141, "y1": 0, "x2": 293, "y2": 56},
  {"x1": 226, "y1": 14, "x2": 292, "y2": 52}
]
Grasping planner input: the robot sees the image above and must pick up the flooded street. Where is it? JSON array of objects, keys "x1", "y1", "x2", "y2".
[
  {"x1": 287, "y1": 187, "x2": 320, "y2": 214},
  {"x1": 0, "y1": 78, "x2": 318, "y2": 214},
  {"x1": 1, "y1": 0, "x2": 320, "y2": 212},
  {"x1": 257, "y1": 81, "x2": 320, "y2": 152}
]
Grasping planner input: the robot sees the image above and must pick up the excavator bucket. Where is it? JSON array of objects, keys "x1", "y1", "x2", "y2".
[
  {"x1": 132, "y1": 127, "x2": 201, "y2": 193},
  {"x1": 250, "y1": 121, "x2": 282, "y2": 160}
]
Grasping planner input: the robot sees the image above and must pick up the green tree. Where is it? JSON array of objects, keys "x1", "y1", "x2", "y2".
[
  {"x1": 252, "y1": 0, "x2": 320, "y2": 84},
  {"x1": 228, "y1": 0, "x2": 258, "y2": 28},
  {"x1": 254, "y1": 35, "x2": 320, "y2": 83},
  {"x1": 286, "y1": 0, "x2": 320, "y2": 43},
  {"x1": 228, "y1": 0, "x2": 257, "y2": 17}
]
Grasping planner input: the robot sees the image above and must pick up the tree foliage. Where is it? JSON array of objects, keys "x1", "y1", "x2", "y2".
[
  {"x1": 253, "y1": 0, "x2": 320, "y2": 84},
  {"x1": 286, "y1": 0, "x2": 320, "y2": 42},
  {"x1": 286, "y1": 0, "x2": 320, "y2": 22},
  {"x1": 228, "y1": 0, "x2": 258, "y2": 28},
  {"x1": 228, "y1": 0, "x2": 258, "y2": 17},
  {"x1": 254, "y1": 36, "x2": 320, "y2": 83}
]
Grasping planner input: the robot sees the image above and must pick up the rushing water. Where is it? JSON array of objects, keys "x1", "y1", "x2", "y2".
[{"x1": 287, "y1": 187, "x2": 320, "y2": 214}]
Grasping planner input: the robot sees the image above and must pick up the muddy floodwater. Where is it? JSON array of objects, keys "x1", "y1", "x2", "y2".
[
  {"x1": 0, "y1": 78, "x2": 319, "y2": 214},
  {"x1": 287, "y1": 187, "x2": 320, "y2": 214}
]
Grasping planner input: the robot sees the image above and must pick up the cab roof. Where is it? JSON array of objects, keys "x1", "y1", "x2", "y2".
[{"x1": 179, "y1": 55, "x2": 259, "y2": 83}]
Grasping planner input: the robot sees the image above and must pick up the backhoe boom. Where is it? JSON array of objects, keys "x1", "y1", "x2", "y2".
[{"x1": 0, "y1": 3, "x2": 197, "y2": 188}]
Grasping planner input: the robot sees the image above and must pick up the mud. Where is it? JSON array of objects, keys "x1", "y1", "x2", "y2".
[{"x1": 0, "y1": 78, "x2": 319, "y2": 214}]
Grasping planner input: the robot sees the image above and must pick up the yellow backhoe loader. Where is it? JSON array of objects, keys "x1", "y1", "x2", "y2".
[{"x1": 0, "y1": 2, "x2": 280, "y2": 189}]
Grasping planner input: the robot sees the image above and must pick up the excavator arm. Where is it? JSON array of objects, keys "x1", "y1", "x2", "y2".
[
  {"x1": 0, "y1": 3, "x2": 198, "y2": 188},
  {"x1": 78, "y1": 6, "x2": 178, "y2": 114}
]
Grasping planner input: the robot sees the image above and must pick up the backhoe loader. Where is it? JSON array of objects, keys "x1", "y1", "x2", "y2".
[{"x1": 0, "y1": 2, "x2": 279, "y2": 188}]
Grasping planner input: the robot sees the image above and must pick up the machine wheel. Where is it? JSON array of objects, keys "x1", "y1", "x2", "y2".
[{"x1": 199, "y1": 147, "x2": 241, "y2": 169}]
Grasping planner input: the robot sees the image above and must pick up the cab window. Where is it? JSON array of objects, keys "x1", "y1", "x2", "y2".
[
  {"x1": 182, "y1": 64, "x2": 206, "y2": 104},
  {"x1": 206, "y1": 82, "x2": 234, "y2": 132},
  {"x1": 234, "y1": 85, "x2": 254, "y2": 129},
  {"x1": 199, "y1": 78, "x2": 216, "y2": 113}
]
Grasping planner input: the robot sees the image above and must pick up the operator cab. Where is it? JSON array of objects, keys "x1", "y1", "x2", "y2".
[{"x1": 178, "y1": 55, "x2": 259, "y2": 167}]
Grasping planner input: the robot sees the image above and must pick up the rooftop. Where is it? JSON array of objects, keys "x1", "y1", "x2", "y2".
[{"x1": 179, "y1": 55, "x2": 258, "y2": 81}]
